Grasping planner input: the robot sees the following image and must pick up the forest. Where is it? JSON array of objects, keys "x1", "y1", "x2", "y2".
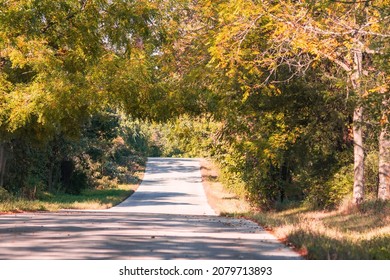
[{"x1": 0, "y1": 0, "x2": 389, "y2": 213}]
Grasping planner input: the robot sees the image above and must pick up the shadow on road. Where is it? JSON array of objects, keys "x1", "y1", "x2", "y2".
[
  {"x1": 0, "y1": 158, "x2": 302, "y2": 260},
  {"x1": 0, "y1": 212, "x2": 301, "y2": 260}
]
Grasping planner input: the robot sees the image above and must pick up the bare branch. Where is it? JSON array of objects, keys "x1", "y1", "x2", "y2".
[
  {"x1": 318, "y1": 50, "x2": 352, "y2": 72},
  {"x1": 330, "y1": 0, "x2": 372, "y2": 4}
]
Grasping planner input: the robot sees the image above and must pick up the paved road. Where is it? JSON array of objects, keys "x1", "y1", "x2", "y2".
[
  {"x1": 0, "y1": 158, "x2": 302, "y2": 259},
  {"x1": 108, "y1": 158, "x2": 215, "y2": 215}
]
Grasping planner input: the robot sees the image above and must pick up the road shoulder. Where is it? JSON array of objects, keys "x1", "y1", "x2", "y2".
[{"x1": 200, "y1": 158, "x2": 252, "y2": 215}]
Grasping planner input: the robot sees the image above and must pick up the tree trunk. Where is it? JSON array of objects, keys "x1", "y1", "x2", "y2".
[
  {"x1": 378, "y1": 127, "x2": 390, "y2": 200},
  {"x1": 0, "y1": 142, "x2": 6, "y2": 187},
  {"x1": 48, "y1": 161, "x2": 54, "y2": 192},
  {"x1": 353, "y1": 106, "x2": 365, "y2": 204},
  {"x1": 351, "y1": 44, "x2": 365, "y2": 205},
  {"x1": 378, "y1": 96, "x2": 390, "y2": 200}
]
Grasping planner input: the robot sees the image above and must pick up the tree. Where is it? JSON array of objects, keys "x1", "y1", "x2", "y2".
[
  {"x1": 207, "y1": 0, "x2": 390, "y2": 203},
  {"x1": 0, "y1": 0, "x2": 167, "y2": 191},
  {"x1": 377, "y1": 50, "x2": 390, "y2": 200}
]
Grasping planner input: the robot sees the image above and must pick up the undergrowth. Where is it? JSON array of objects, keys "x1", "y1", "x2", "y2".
[{"x1": 244, "y1": 199, "x2": 390, "y2": 259}]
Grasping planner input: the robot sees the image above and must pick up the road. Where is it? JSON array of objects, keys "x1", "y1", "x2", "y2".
[{"x1": 0, "y1": 158, "x2": 302, "y2": 259}]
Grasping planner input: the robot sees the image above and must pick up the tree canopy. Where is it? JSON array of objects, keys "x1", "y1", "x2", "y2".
[{"x1": 0, "y1": 0, "x2": 389, "y2": 206}]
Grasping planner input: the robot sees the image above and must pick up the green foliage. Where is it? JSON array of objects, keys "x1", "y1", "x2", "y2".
[
  {"x1": 1, "y1": 0, "x2": 389, "y2": 209},
  {"x1": 145, "y1": 115, "x2": 220, "y2": 158},
  {"x1": 63, "y1": 169, "x2": 88, "y2": 195},
  {"x1": 0, "y1": 187, "x2": 13, "y2": 202},
  {"x1": 304, "y1": 165, "x2": 354, "y2": 210},
  {"x1": 365, "y1": 235, "x2": 390, "y2": 260},
  {"x1": 303, "y1": 151, "x2": 382, "y2": 209},
  {"x1": 154, "y1": 0, "x2": 390, "y2": 208},
  {"x1": 0, "y1": 0, "x2": 169, "y2": 199},
  {"x1": 0, "y1": 110, "x2": 147, "y2": 199},
  {"x1": 70, "y1": 111, "x2": 148, "y2": 191},
  {"x1": 365, "y1": 151, "x2": 380, "y2": 197}
]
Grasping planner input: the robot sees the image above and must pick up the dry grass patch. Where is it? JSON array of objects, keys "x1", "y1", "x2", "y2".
[
  {"x1": 200, "y1": 158, "x2": 252, "y2": 215},
  {"x1": 246, "y1": 200, "x2": 390, "y2": 259},
  {"x1": 199, "y1": 159, "x2": 389, "y2": 259}
]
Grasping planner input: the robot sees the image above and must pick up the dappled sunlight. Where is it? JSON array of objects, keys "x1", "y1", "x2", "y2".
[
  {"x1": 71, "y1": 201, "x2": 109, "y2": 210},
  {"x1": 109, "y1": 158, "x2": 215, "y2": 215},
  {"x1": 247, "y1": 203, "x2": 390, "y2": 259},
  {"x1": 0, "y1": 184, "x2": 137, "y2": 213},
  {"x1": 323, "y1": 214, "x2": 387, "y2": 234},
  {"x1": 0, "y1": 212, "x2": 301, "y2": 260}
]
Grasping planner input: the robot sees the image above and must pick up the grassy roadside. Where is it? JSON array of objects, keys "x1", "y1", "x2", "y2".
[
  {"x1": 0, "y1": 169, "x2": 144, "y2": 214},
  {"x1": 0, "y1": 184, "x2": 134, "y2": 213},
  {"x1": 245, "y1": 201, "x2": 390, "y2": 259},
  {"x1": 200, "y1": 158, "x2": 252, "y2": 215},
  {"x1": 200, "y1": 158, "x2": 390, "y2": 260}
]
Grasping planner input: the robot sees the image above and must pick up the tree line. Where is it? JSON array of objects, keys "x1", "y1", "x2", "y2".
[{"x1": 0, "y1": 0, "x2": 389, "y2": 208}]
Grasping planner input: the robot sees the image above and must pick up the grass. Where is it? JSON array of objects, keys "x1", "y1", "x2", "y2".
[
  {"x1": 0, "y1": 165, "x2": 145, "y2": 213},
  {"x1": 200, "y1": 158, "x2": 390, "y2": 260},
  {"x1": 0, "y1": 183, "x2": 137, "y2": 213},
  {"x1": 239, "y1": 200, "x2": 390, "y2": 260},
  {"x1": 200, "y1": 158, "x2": 252, "y2": 215}
]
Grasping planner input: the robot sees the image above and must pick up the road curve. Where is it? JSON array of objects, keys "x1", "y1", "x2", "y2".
[
  {"x1": 108, "y1": 158, "x2": 215, "y2": 215},
  {"x1": 0, "y1": 157, "x2": 302, "y2": 260}
]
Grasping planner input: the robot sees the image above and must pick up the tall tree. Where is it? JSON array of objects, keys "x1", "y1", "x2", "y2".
[
  {"x1": 207, "y1": 0, "x2": 390, "y2": 203},
  {"x1": 377, "y1": 55, "x2": 390, "y2": 200},
  {"x1": 0, "y1": 0, "x2": 166, "y2": 188}
]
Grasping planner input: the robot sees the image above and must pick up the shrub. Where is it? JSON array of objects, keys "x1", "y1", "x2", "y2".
[
  {"x1": 65, "y1": 169, "x2": 88, "y2": 195},
  {"x1": 21, "y1": 174, "x2": 45, "y2": 200},
  {"x1": 304, "y1": 164, "x2": 353, "y2": 209},
  {"x1": 365, "y1": 151, "x2": 379, "y2": 197},
  {"x1": 0, "y1": 187, "x2": 13, "y2": 202},
  {"x1": 326, "y1": 164, "x2": 354, "y2": 208}
]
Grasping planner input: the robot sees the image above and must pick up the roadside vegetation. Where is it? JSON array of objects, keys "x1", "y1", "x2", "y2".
[
  {"x1": 0, "y1": 111, "x2": 148, "y2": 213},
  {"x1": 200, "y1": 158, "x2": 390, "y2": 260},
  {"x1": 0, "y1": 183, "x2": 139, "y2": 213},
  {"x1": 0, "y1": 0, "x2": 389, "y2": 259},
  {"x1": 246, "y1": 200, "x2": 390, "y2": 260}
]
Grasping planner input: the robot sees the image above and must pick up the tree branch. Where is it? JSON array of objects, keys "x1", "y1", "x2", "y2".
[
  {"x1": 318, "y1": 50, "x2": 352, "y2": 72},
  {"x1": 41, "y1": 0, "x2": 90, "y2": 34}
]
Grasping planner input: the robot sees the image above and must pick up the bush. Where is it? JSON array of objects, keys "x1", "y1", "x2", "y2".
[
  {"x1": 0, "y1": 187, "x2": 13, "y2": 202},
  {"x1": 365, "y1": 151, "x2": 379, "y2": 197},
  {"x1": 65, "y1": 169, "x2": 88, "y2": 195},
  {"x1": 21, "y1": 174, "x2": 45, "y2": 200},
  {"x1": 304, "y1": 164, "x2": 353, "y2": 209},
  {"x1": 95, "y1": 176, "x2": 118, "y2": 189},
  {"x1": 326, "y1": 164, "x2": 354, "y2": 208}
]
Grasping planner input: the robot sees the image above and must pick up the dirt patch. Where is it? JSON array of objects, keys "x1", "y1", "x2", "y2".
[{"x1": 0, "y1": 210, "x2": 24, "y2": 215}]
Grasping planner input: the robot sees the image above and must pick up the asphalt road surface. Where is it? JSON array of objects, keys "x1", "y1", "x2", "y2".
[{"x1": 0, "y1": 158, "x2": 302, "y2": 259}]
